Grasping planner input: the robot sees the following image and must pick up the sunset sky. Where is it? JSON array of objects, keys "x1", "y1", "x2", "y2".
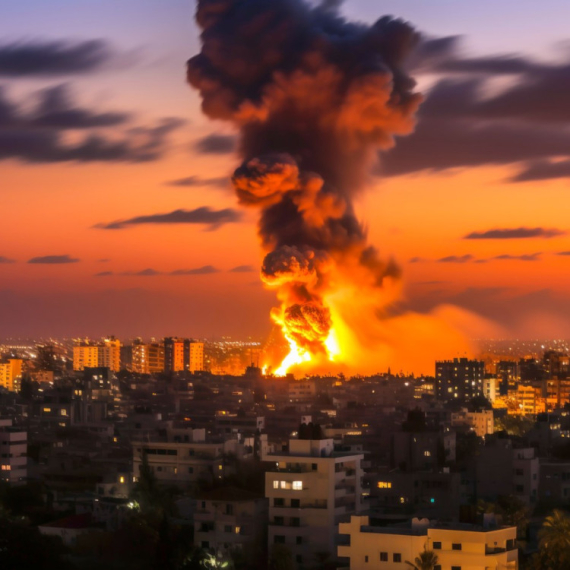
[{"x1": 2, "y1": 0, "x2": 570, "y2": 341}]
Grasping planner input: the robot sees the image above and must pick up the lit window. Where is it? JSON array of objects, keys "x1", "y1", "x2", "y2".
[
  {"x1": 235, "y1": 526, "x2": 241, "y2": 534},
  {"x1": 43, "y1": 408, "x2": 51, "y2": 413},
  {"x1": 119, "y1": 476, "x2": 125, "y2": 484},
  {"x1": 424, "y1": 451, "x2": 431, "y2": 457},
  {"x1": 292, "y1": 481, "x2": 303, "y2": 490},
  {"x1": 377, "y1": 482, "x2": 392, "y2": 489}
]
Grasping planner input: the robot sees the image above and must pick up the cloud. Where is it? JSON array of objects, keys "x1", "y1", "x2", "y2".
[
  {"x1": 380, "y1": 38, "x2": 570, "y2": 181},
  {"x1": 229, "y1": 265, "x2": 255, "y2": 273},
  {"x1": 0, "y1": 85, "x2": 183, "y2": 163},
  {"x1": 98, "y1": 258, "x2": 111, "y2": 262},
  {"x1": 95, "y1": 271, "x2": 114, "y2": 276},
  {"x1": 437, "y1": 254, "x2": 474, "y2": 263},
  {"x1": 408, "y1": 257, "x2": 426, "y2": 263},
  {"x1": 31, "y1": 84, "x2": 129, "y2": 129},
  {"x1": 511, "y1": 160, "x2": 570, "y2": 182},
  {"x1": 0, "y1": 39, "x2": 115, "y2": 77},
  {"x1": 96, "y1": 206, "x2": 241, "y2": 231},
  {"x1": 129, "y1": 268, "x2": 161, "y2": 276},
  {"x1": 171, "y1": 265, "x2": 219, "y2": 275},
  {"x1": 493, "y1": 253, "x2": 542, "y2": 261},
  {"x1": 558, "y1": 251, "x2": 570, "y2": 256},
  {"x1": 28, "y1": 254, "x2": 79, "y2": 264},
  {"x1": 465, "y1": 227, "x2": 565, "y2": 240},
  {"x1": 0, "y1": 256, "x2": 15, "y2": 264},
  {"x1": 165, "y1": 175, "x2": 228, "y2": 188},
  {"x1": 194, "y1": 133, "x2": 236, "y2": 154}
]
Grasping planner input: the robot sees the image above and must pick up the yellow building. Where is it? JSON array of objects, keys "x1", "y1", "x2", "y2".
[
  {"x1": 188, "y1": 341, "x2": 204, "y2": 372},
  {"x1": 73, "y1": 344, "x2": 99, "y2": 371},
  {"x1": 132, "y1": 341, "x2": 149, "y2": 374},
  {"x1": 147, "y1": 343, "x2": 165, "y2": 374},
  {"x1": 98, "y1": 337, "x2": 121, "y2": 372},
  {"x1": 0, "y1": 359, "x2": 23, "y2": 391},
  {"x1": 339, "y1": 515, "x2": 518, "y2": 570}
]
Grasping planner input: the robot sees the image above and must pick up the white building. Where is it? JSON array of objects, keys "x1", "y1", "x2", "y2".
[
  {"x1": 264, "y1": 437, "x2": 363, "y2": 567},
  {"x1": 339, "y1": 515, "x2": 518, "y2": 570},
  {"x1": 0, "y1": 418, "x2": 27, "y2": 483}
]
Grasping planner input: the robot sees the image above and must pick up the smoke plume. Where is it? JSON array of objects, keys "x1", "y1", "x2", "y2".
[{"x1": 188, "y1": 0, "x2": 488, "y2": 373}]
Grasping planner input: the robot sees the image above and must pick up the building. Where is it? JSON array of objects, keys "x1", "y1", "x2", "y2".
[
  {"x1": 194, "y1": 487, "x2": 268, "y2": 564},
  {"x1": 0, "y1": 418, "x2": 27, "y2": 483},
  {"x1": 264, "y1": 437, "x2": 363, "y2": 566},
  {"x1": 435, "y1": 358, "x2": 485, "y2": 401},
  {"x1": 98, "y1": 337, "x2": 121, "y2": 372},
  {"x1": 451, "y1": 409, "x2": 494, "y2": 437},
  {"x1": 0, "y1": 359, "x2": 23, "y2": 391},
  {"x1": 165, "y1": 337, "x2": 186, "y2": 372},
  {"x1": 339, "y1": 515, "x2": 518, "y2": 570},
  {"x1": 147, "y1": 342, "x2": 165, "y2": 374},
  {"x1": 187, "y1": 340, "x2": 204, "y2": 372},
  {"x1": 73, "y1": 344, "x2": 100, "y2": 371},
  {"x1": 132, "y1": 429, "x2": 241, "y2": 487}
]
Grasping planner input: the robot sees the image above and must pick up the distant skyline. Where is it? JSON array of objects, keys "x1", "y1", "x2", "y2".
[{"x1": 2, "y1": 0, "x2": 570, "y2": 340}]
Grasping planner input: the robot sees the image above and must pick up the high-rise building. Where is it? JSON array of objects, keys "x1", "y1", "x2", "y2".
[
  {"x1": 0, "y1": 418, "x2": 27, "y2": 483},
  {"x1": 435, "y1": 357, "x2": 485, "y2": 400},
  {"x1": 147, "y1": 343, "x2": 165, "y2": 374},
  {"x1": 0, "y1": 359, "x2": 23, "y2": 391},
  {"x1": 264, "y1": 437, "x2": 363, "y2": 565},
  {"x1": 98, "y1": 336, "x2": 121, "y2": 372},
  {"x1": 132, "y1": 340, "x2": 149, "y2": 374},
  {"x1": 73, "y1": 344, "x2": 99, "y2": 371},
  {"x1": 164, "y1": 337, "x2": 186, "y2": 372},
  {"x1": 187, "y1": 340, "x2": 204, "y2": 372}
]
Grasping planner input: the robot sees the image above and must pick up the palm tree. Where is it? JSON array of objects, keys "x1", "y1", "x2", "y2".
[
  {"x1": 405, "y1": 545, "x2": 439, "y2": 570},
  {"x1": 537, "y1": 510, "x2": 570, "y2": 569}
]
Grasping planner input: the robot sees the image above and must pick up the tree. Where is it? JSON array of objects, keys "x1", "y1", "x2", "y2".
[
  {"x1": 535, "y1": 510, "x2": 570, "y2": 569},
  {"x1": 405, "y1": 546, "x2": 439, "y2": 570}
]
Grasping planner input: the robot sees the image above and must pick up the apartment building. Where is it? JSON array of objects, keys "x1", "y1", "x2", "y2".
[
  {"x1": 194, "y1": 487, "x2": 268, "y2": 564},
  {"x1": 0, "y1": 418, "x2": 27, "y2": 484},
  {"x1": 339, "y1": 515, "x2": 518, "y2": 570},
  {"x1": 264, "y1": 437, "x2": 363, "y2": 566}
]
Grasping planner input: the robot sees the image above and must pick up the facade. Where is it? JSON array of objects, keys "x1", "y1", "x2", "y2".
[
  {"x1": 73, "y1": 344, "x2": 100, "y2": 371},
  {"x1": 132, "y1": 430, "x2": 241, "y2": 487},
  {"x1": 435, "y1": 358, "x2": 485, "y2": 400},
  {"x1": 194, "y1": 487, "x2": 268, "y2": 564},
  {"x1": 147, "y1": 342, "x2": 165, "y2": 373},
  {"x1": 339, "y1": 516, "x2": 518, "y2": 570},
  {"x1": 264, "y1": 438, "x2": 363, "y2": 566},
  {"x1": 451, "y1": 409, "x2": 494, "y2": 437},
  {"x1": 0, "y1": 358, "x2": 23, "y2": 391},
  {"x1": 0, "y1": 418, "x2": 27, "y2": 483},
  {"x1": 98, "y1": 337, "x2": 121, "y2": 372}
]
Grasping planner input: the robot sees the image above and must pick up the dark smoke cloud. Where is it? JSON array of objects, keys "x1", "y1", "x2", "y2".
[
  {"x1": 558, "y1": 251, "x2": 570, "y2": 256},
  {"x1": 95, "y1": 206, "x2": 241, "y2": 231},
  {"x1": 0, "y1": 86, "x2": 183, "y2": 163},
  {"x1": 0, "y1": 256, "x2": 16, "y2": 264},
  {"x1": 465, "y1": 227, "x2": 565, "y2": 240},
  {"x1": 194, "y1": 133, "x2": 236, "y2": 154},
  {"x1": 187, "y1": 0, "x2": 422, "y2": 353},
  {"x1": 0, "y1": 39, "x2": 114, "y2": 76},
  {"x1": 165, "y1": 175, "x2": 229, "y2": 188},
  {"x1": 28, "y1": 254, "x2": 79, "y2": 264}
]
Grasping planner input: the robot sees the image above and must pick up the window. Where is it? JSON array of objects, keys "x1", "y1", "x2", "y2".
[
  {"x1": 273, "y1": 481, "x2": 279, "y2": 489},
  {"x1": 274, "y1": 517, "x2": 284, "y2": 526},
  {"x1": 274, "y1": 536, "x2": 285, "y2": 544},
  {"x1": 424, "y1": 451, "x2": 431, "y2": 457},
  {"x1": 274, "y1": 498, "x2": 285, "y2": 507},
  {"x1": 433, "y1": 542, "x2": 441, "y2": 550},
  {"x1": 291, "y1": 517, "x2": 300, "y2": 527},
  {"x1": 312, "y1": 463, "x2": 318, "y2": 471},
  {"x1": 451, "y1": 567, "x2": 461, "y2": 570},
  {"x1": 452, "y1": 543, "x2": 462, "y2": 551},
  {"x1": 380, "y1": 552, "x2": 388, "y2": 561},
  {"x1": 377, "y1": 482, "x2": 392, "y2": 489},
  {"x1": 291, "y1": 499, "x2": 300, "y2": 508},
  {"x1": 292, "y1": 481, "x2": 303, "y2": 490},
  {"x1": 235, "y1": 526, "x2": 241, "y2": 534},
  {"x1": 365, "y1": 556, "x2": 369, "y2": 563},
  {"x1": 226, "y1": 504, "x2": 233, "y2": 515},
  {"x1": 188, "y1": 467, "x2": 194, "y2": 474},
  {"x1": 393, "y1": 553, "x2": 401, "y2": 562},
  {"x1": 296, "y1": 536, "x2": 302, "y2": 545}
]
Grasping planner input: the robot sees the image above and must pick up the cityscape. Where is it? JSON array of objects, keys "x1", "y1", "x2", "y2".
[{"x1": 3, "y1": 0, "x2": 570, "y2": 570}]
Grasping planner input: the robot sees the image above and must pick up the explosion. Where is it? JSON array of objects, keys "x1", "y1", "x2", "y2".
[{"x1": 188, "y1": 0, "x2": 489, "y2": 375}]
